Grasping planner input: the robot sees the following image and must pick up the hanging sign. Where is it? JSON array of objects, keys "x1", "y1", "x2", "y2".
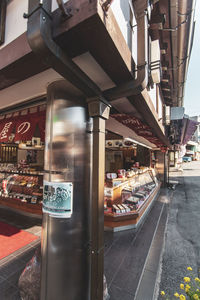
[{"x1": 43, "y1": 181, "x2": 73, "y2": 218}]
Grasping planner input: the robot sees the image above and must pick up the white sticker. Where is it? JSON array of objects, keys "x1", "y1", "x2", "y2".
[{"x1": 43, "y1": 181, "x2": 73, "y2": 218}]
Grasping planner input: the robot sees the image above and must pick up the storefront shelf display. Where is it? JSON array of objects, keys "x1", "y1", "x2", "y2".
[
  {"x1": 104, "y1": 170, "x2": 161, "y2": 231},
  {"x1": 0, "y1": 170, "x2": 43, "y2": 215}
]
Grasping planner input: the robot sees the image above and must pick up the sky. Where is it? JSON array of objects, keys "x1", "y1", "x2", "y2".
[{"x1": 184, "y1": 0, "x2": 200, "y2": 117}]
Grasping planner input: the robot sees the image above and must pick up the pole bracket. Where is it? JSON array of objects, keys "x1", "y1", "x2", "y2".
[
  {"x1": 23, "y1": 3, "x2": 52, "y2": 20},
  {"x1": 87, "y1": 97, "x2": 110, "y2": 120}
]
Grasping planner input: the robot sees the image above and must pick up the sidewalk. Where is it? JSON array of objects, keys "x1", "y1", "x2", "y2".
[
  {"x1": 155, "y1": 161, "x2": 200, "y2": 299},
  {"x1": 104, "y1": 188, "x2": 170, "y2": 300},
  {"x1": 0, "y1": 184, "x2": 171, "y2": 300},
  {"x1": 0, "y1": 208, "x2": 41, "y2": 300}
]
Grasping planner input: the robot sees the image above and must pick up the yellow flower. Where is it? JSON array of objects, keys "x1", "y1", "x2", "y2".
[
  {"x1": 193, "y1": 294, "x2": 199, "y2": 300},
  {"x1": 180, "y1": 295, "x2": 186, "y2": 300},
  {"x1": 160, "y1": 291, "x2": 165, "y2": 296},
  {"x1": 185, "y1": 284, "x2": 191, "y2": 293},
  {"x1": 187, "y1": 267, "x2": 193, "y2": 271},
  {"x1": 197, "y1": 289, "x2": 200, "y2": 292},
  {"x1": 184, "y1": 277, "x2": 191, "y2": 283},
  {"x1": 195, "y1": 277, "x2": 200, "y2": 282},
  {"x1": 180, "y1": 283, "x2": 185, "y2": 290},
  {"x1": 174, "y1": 292, "x2": 180, "y2": 298}
]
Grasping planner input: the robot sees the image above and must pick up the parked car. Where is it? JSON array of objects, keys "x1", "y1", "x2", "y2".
[{"x1": 183, "y1": 156, "x2": 192, "y2": 162}]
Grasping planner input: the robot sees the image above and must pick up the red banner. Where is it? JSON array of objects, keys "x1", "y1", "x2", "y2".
[
  {"x1": 14, "y1": 113, "x2": 38, "y2": 142},
  {"x1": 37, "y1": 111, "x2": 46, "y2": 142},
  {"x1": 0, "y1": 109, "x2": 46, "y2": 143}
]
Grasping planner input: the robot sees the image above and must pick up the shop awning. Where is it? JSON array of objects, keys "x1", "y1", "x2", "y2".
[
  {"x1": 0, "y1": 108, "x2": 46, "y2": 143},
  {"x1": 111, "y1": 114, "x2": 165, "y2": 148},
  {"x1": 181, "y1": 117, "x2": 199, "y2": 145}
]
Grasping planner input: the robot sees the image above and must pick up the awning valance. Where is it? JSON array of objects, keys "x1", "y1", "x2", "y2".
[
  {"x1": 0, "y1": 108, "x2": 46, "y2": 143},
  {"x1": 111, "y1": 114, "x2": 165, "y2": 148}
]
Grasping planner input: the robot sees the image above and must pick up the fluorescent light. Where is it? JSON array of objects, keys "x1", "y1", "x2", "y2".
[{"x1": 124, "y1": 138, "x2": 153, "y2": 149}]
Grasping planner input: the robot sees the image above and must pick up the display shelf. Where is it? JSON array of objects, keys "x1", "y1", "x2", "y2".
[
  {"x1": 104, "y1": 170, "x2": 155, "y2": 205},
  {"x1": 106, "y1": 169, "x2": 151, "y2": 188},
  {"x1": 0, "y1": 196, "x2": 42, "y2": 215},
  {"x1": 0, "y1": 171, "x2": 44, "y2": 176},
  {"x1": 104, "y1": 182, "x2": 161, "y2": 231},
  {"x1": 104, "y1": 188, "x2": 155, "y2": 217}
]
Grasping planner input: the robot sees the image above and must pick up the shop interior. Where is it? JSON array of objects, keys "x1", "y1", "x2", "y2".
[
  {"x1": 104, "y1": 131, "x2": 161, "y2": 231},
  {"x1": 0, "y1": 105, "x2": 45, "y2": 216},
  {"x1": 0, "y1": 107, "x2": 161, "y2": 228}
]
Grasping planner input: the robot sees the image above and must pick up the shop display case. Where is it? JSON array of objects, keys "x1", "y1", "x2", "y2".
[
  {"x1": 104, "y1": 169, "x2": 161, "y2": 231},
  {"x1": 0, "y1": 164, "x2": 43, "y2": 215}
]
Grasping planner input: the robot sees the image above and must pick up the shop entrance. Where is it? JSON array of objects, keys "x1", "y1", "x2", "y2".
[{"x1": 104, "y1": 131, "x2": 161, "y2": 231}]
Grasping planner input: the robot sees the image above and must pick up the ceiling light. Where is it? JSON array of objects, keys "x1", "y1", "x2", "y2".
[{"x1": 124, "y1": 138, "x2": 152, "y2": 149}]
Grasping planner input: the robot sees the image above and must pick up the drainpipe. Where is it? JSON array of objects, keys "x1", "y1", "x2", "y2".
[
  {"x1": 177, "y1": 0, "x2": 196, "y2": 106},
  {"x1": 103, "y1": 8, "x2": 149, "y2": 101},
  {"x1": 26, "y1": 0, "x2": 109, "y2": 104},
  {"x1": 26, "y1": 0, "x2": 149, "y2": 103}
]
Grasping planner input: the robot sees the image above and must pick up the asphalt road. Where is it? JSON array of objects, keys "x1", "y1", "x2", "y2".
[{"x1": 156, "y1": 161, "x2": 200, "y2": 299}]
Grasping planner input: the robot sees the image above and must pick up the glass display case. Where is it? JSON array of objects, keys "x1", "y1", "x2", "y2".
[
  {"x1": 104, "y1": 170, "x2": 161, "y2": 231},
  {"x1": 0, "y1": 163, "x2": 43, "y2": 215}
]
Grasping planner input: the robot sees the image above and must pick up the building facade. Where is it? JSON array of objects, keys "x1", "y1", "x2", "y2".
[{"x1": 0, "y1": 0, "x2": 196, "y2": 299}]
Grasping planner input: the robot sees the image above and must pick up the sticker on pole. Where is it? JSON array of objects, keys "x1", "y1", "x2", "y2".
[{"x1": 43, "y1": 181, "x2": 73, "y2": 218}]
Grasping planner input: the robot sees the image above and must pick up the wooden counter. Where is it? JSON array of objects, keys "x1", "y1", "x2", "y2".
[{"x1": 0, "y1": 196, "x2": 42, "y2": 215}]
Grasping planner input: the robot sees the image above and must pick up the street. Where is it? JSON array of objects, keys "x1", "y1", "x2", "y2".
[{"x1": 156, "y1": 161, "x2": 200, "y2": 299}]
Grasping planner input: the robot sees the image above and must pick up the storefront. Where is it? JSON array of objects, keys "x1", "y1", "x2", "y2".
[
  {"x1": 0, "y1": 101, "x2": 166, "y2": 234},
  {"x1": 0, "y1": 104, "x2": 46, "y2": 216},
  {"x1": 103, "y1": 114, "x2": 165, "y2": 231}
]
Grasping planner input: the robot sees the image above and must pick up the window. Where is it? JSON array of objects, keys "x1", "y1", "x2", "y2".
[
  {"x1": 0, "y1": 0, "x2": 7, "y2": 46},
  {"x1": 128, "y1": 1, "x2": 137, "y2": 63}
]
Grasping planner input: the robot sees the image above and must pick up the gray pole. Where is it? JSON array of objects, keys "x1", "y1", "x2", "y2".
[{"x1": 41, "y1": 80, "x2": 93, "y2": 300}]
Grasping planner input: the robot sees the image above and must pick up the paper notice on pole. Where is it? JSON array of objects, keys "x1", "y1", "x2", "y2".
[{"x1": 43, "y1": 181, "x2": 73, "y2": 218}]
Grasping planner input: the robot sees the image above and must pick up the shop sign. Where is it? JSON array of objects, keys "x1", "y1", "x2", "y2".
[{"x1": 43, "y1": 181, "x2": 73, "y2": 218}]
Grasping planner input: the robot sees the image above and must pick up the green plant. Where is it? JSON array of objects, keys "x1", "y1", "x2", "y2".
[{"x1": 160, "y1": 267, "x2": 200, "y2": 300}]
